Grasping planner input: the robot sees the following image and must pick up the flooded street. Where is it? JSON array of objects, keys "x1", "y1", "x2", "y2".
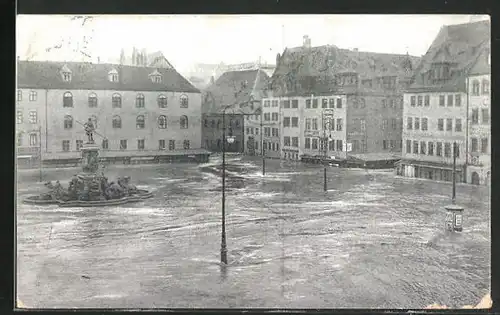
[{"x1": 16, "y1": 155, "x2": 490, "y2": 309}]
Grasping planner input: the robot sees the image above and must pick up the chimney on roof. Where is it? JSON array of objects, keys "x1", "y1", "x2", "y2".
[
  {"x1": 132, "y1": 47, "x2": 137, "y2": 66},
  {"x1": 142, "y1": 48, "x2": 148, "y2": 66},
  {"x1": 210, "y1": 76, "x2": 215, "y2": 85},
  {"x1": 119, "y1": 48, "x2": 125, "y2": 65},
  {"x1": 303, "y1": 35, "x2": 311, "y2": 49}
]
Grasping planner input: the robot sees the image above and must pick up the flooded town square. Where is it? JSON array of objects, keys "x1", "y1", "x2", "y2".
[{"x1": 16, "y1": 155, "x2": 490, "y2": 308}]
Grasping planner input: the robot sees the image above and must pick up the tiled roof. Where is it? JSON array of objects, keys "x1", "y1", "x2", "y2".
[
  {"x1": 269, "y1": 44, "x2": 420, "y2": 96},
  {"x1": 17, "y1": 60, "x2": 199, "y2": 93},
  {"x1": 408, "y1": 20, "x2": 490, "y2": 92},
  {"x1": 202, "y1": 69, "x2": 269, "y2": 114}
]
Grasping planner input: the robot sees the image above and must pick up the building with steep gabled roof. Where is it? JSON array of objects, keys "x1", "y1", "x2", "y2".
[
  {"x1": 262, "y1": 35, "x2": 420, "y2": 162},
  {"x1": 201, "y1": 69, "x2": 270, "y2": 153},
  {"x1": 16, "y1": 60, "x2": 209, "y2": 166},
  {"x1": 397, "y1": 19, "x2": 490, "y2": 183}
]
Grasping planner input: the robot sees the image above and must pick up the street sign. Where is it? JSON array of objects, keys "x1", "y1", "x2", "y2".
[
  {"x1": 323, "y1": 109, "x2": 334, "y2": 118},
  {"x1": 304, "y1": 130, "x2": 320, "y2": 137}
]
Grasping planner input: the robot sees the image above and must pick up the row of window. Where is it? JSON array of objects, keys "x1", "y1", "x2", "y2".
[
  {"x1": 304, "y1": 138, "x2": 344, "y2": 152},
  {"x1": 305, "y1": 98, "x2": 343, "y2": 109},
  {"x1": 264, "y1": 112, "x2": 279, "y2": 121},
  {"x1": 16, "y1": 110, "x2": 37, "y2": 124},
  {"x1": 471, "y1": 79, "x2": 490, "y2": 96},
  {"x1": 17, "y1": 90, "x2": 38, "y2": 102},
  {"x1": 263, "y1": 127, "x2": 279, "y2": 137},
  {"x1": 246, "y1": 127, "x2": 259, "y2": 136},
  {"x1": 382, "y1": 140, "x2": 403, "y2": 151},
  {"x1": 283, "y1": 117, "x2": 299, "y2": 128},
  {"x1": 16, "y1": 133, "x2": 38, "y2": 146},
  {"x1": 262, "y1": 140, "x2": 280, "y2": 152},
  {"x1": 407, "y1": 117, "x2": 463, "y2": 132},
  {"x1": 263, "y1": 98, "x2": 344, "y2": 109},
  {"x1": 410, "y1": 94, "x2": 461, "y2": 107},
  {"x1": 305, "y1": 118, "x2": 343, "y2": 131},
  {"x1": 407, "y1": 117, "x2": 430, "y2": 131},
  {"x1": 60, "y1": 68, "x2": 164, "y2": 84},
  {"x1": 61, "y1": 139, "x2": 190, "y2": 152},
  {"x1": 382, "y1": 118, "x2": 401, "y2": 130},
  {"x1": 283, "y1": 136, "x2": 300, "y2": 148},
  {"x1": 18, "y1": 90, "x2": 189, "y2": 109},
  {"x1": 203, "y1": 119, "x2": 241, "y2": 129},
  {"x1": 62, "y1": 115, "x2": 189, "y2": 130},
  {"x1": 406, "y1": 140, "x2": 458, "y2": 157},
  {"x1": 471, "y1": 108, "x2": 490, "y2": 124},
  {"x1": 471, "y1": 137, "x2": 489, "y2": 154}
]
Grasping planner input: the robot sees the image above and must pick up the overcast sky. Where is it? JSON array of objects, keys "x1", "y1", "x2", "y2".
[{"x1": 17, "y1": 14, "x2": 489, "y2": 74}]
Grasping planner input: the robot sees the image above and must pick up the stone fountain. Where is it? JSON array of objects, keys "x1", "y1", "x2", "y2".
[{"x1": 23, "y1": 119, "x2": 153, "y2": 207}]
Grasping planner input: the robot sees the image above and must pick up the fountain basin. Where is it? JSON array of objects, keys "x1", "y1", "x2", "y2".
[{"x1": 23, "y1": 189, "x2": 153, "y2": 207}]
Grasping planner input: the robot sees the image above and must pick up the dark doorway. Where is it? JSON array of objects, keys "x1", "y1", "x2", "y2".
[{"x1": 471, "y1": 172, "x2": 480, "y2": 185}]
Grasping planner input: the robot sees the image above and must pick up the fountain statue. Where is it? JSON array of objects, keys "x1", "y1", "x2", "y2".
[{"x1": 23, "y1": 119, "x2": 153, "y2": 207}]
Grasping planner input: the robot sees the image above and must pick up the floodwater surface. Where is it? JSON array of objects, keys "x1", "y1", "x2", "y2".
[{"x1": 16, "y1": 155, "x2": 490, "y2": 308}]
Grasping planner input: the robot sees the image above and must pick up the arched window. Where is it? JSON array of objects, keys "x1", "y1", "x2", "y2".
[
  {"x1": 88, "y1": 92, "x2": 98, "y2": 107},
  {"x1": 90, "y1": 115, "x2": 98, "y2": 128},
  {"x1": 180, "y1": 94, "x2": 189, "y2": 108},
  {"x1": 112, "y1": 93, "x2": 122, "y2": 108},
  {"x1": 180, "y1": 115, "x2": 188, "y2": 129},
  {"x1": 211, "y1": 120, "x2": 216, "y2": 128},
  {"x1": 64, "y1": 115, "x2": 73, "y2": 129},
  {"x1": 136, "y1": 115, "x2": 145, "y2": 129},
  {"x1": 29, "y1": 133, "x2": 37, "y2": 146},
  {"x1": 158, "y1": 115, "x2": 167, "y2": 129},
  {"x1": 472, "y1": 80, "x2": 480, "y2": 96},
  {"x1": 157, "y1": 94, "x2": 168, "y2": 108},
  {"x1": 112, "y1": 115, "x2": 122, "y2": 128},
  {"x1": 63, "y1": 92, "x2": 73, "y2": 107},
  {"x1": 482, "y1": 79, "x2": 490, "y2": 94},
  {"x1": 136, "y1": 93, "x2": 145, "y2": 108}
]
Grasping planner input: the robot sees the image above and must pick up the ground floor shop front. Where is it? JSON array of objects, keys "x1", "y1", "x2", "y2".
[{"x1": 395, "y1": 160, "x2": 465, "y2": 183}]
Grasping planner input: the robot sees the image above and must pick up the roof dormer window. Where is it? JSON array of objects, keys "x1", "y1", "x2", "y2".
[
  {"x1": 108, "y1": 68, "x2": 119, "y2": 82},
  {"x1": 60, "y1": 64, "x2": 72, "y2": 82},
  {"x1": 149, "y1": 69, "x2": 162, "y2": 83}
]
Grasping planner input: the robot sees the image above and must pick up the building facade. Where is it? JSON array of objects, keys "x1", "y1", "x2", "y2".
[
  {"x1": 202, "y1": 69, "x2": 269, "y2": 153},
  {"x1": 466, "y1": 45, "x2": 491, "y2": 185},
  {"x1": 398, "y1": 20, "x2": 490, "y2": 183},
  {"x1": 16, "y1": 60, "x2": 207, "y2": 166},
  {"x1": 261, "y1": 35, "x2": 418, "y2": 162}
]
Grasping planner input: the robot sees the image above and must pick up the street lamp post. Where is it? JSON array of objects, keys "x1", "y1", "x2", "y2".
[
  {"x1": 445, "y1": 142, "x2": 464, "y2": 232},
  {"x1": 322, "y1": 109, "x2": 334, "y2": 192},
  {"x1": 221, "y1": 106, "x2": 236, "y2": 265},
  {"x1": 260, "y1": 108, "x2": 265, "y2": 175},
  {"x1": 38, "y1": 126, "x2": 42, "y2": 182}
]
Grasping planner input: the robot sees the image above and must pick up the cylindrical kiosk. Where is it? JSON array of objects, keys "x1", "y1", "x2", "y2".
[{"x1": 445, "y1": 204, "x2": 464, "y2": 232}]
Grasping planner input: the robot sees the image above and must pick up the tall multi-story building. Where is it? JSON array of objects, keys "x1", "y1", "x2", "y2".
[
  {"x1": 16, "y1": 60, "x2": 207, "y2": 166},
  {"x1": 397, "y1": 20, "x2": 490, "y2": 183},
  {"x1": 202, "y1": 69, "x2": 269, "y2": 153},
  {"x1": 466, "y1": 43, "x2": 491, "y2": 185},
  {"x1": 262, "y1": 35, "x2": 419, "y2": 162}
]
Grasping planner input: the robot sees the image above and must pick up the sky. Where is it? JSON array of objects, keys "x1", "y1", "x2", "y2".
[{"x1": 17, "y1": 14, "x2": 489, "y2": 75}]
